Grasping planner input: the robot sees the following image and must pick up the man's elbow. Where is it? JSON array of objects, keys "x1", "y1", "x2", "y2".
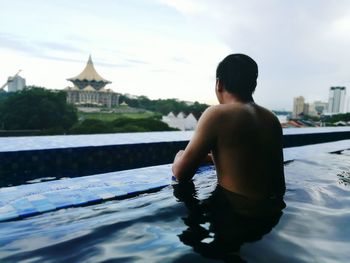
[
  {"x1": 172, "y1": 163, "x2": 182, "y2": 181},
  {"x1": 172, "y1": 163, "x2": 190, "y2": 182}
]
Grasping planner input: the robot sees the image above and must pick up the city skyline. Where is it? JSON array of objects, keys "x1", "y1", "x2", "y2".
[
  {"x1": 292, "y1": 86, "x2": 348, "y2": 118},
  {"x1": 1, "y1": 1, "x2": 350, "y2": 110}
]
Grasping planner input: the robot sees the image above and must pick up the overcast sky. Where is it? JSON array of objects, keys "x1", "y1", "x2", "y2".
[{"x1": 1, "y1": 0, "x2": 350, "y2": 110}]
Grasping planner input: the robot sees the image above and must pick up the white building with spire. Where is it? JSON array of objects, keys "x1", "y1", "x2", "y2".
[{"x1": 65, "y1": 55, "x2": 119, "y2": 108}]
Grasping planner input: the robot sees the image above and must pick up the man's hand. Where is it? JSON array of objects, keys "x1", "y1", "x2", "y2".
[{"x1": 202, "y1": 153, "x2": 214, "y2": 164}]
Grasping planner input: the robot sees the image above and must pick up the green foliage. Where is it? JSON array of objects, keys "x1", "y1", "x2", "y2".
[
  {"x1": 0, "y1": 91, "x2": 13, "y2": 103},
  {"x1": 302, "y1": 114, "x2": 320, "y2": 121},
  {"x1": 112, "y1": 117, "x2": 175, "y2": 131},
  {"x1": 78, "y1": 111, "x2": 160, "y2": 122},
  {"x1": 69, "y1": 119, "x2": 113, "y2": 134},
  {"x1": 272, "y1": 110, "x2": 291, "y2": 116},
  {"x1": 69, "y1": 117, "x2": 177, "y2": 134},
  {"x1": 323, "y1": 113, "x2": 350, "y2": 123},
  {"x1": 119, "y1": 94, "x2": 209, "y2": 119},
  {"x1": 0, "y1": 87, "x2": 78, "y2": 131},
  {"x1": 0, "y1": 88, "x2": 202, "y2": 135},
  {"x1": 40, "y1": 126, "x2": 66, "y2": 135}
]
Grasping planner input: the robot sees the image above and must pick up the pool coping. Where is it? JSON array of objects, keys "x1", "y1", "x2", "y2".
[{"x1": 1, "y1": 128, "x2": 350, "y2": 186}]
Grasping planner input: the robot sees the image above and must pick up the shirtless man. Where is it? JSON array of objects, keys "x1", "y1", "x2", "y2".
[{"x1": 172, "y1": 54, "x2": 285, "y2": 200}]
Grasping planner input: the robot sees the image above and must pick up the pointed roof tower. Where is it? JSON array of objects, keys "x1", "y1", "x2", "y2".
[{"x1": 67, "y1": 55, "x2": 111, "y2": 90}]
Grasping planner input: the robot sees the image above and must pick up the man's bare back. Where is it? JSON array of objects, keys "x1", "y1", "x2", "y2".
[
  {"x1": 172, "y1": 54, "x2": 285, "y2": 200},
  {"x1": 211, "y1": 102, "x2": 285, "y2": 199}
]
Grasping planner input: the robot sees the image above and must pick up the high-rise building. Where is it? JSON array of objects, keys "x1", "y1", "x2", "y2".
[
  {"x1": 7, "y1": 75, "x2": 26, "y2": 92},
  {"x1": 328, "y1": 86, "x2": 346, "y2": 113},
  {"x1": 293, "y1": 96, "x2": 305, "y2": 118}
]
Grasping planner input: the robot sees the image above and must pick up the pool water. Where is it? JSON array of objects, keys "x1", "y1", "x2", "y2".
[{"x1": 1, "y1": 151, "x2": 350, "y2": 262}]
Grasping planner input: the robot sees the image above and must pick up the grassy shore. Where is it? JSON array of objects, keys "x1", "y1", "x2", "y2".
[{"x1": 78, "y1": 111, "x2": 161, "y2": 122}]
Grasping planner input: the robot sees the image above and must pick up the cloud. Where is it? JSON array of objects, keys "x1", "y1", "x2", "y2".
[
  {"x1": 158, "y1": 0, "x2": 204, "y2": 15},
  {"x1": 39, "y1": 41, "x2": 81, "y2": 53},
  {"x1": 0, "y1": 32, "x2": 83, "y2": 58},
  {"x1": 124, "y1": 58, "x2": 149, "y2": 65},
  {"x1": 159, "y1": 0, "x2": 350, "y2": 109},
  {"x1": 172, "y1": 56, "x2": 191, "y2": 64},
  {"x1": 149, "y1": 68, "x2": 174, "y2": 73},
  {"x1": 95, "y1": 61, "x2": 133, "y2": 68},
  {"x1": 0, "y1": 33, "x2": 38, "y2": 54},
  {"x1": 0, "y1": 33, "x2": 137, "y2": 68},
  {"x1": 3, "y1": 0, "x2": 350, "y2": 109}
]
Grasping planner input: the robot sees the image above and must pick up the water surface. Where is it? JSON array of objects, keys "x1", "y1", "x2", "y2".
[{"x1": 1, "y1": 151, "x2": 350, "y2": 262}]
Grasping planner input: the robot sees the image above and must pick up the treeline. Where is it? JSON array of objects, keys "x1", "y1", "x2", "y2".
[
  {"x1": 298, "y1": 113, "x2": 350, "y2": 126},
  {"x1": 119, "y1": 95, "x2": 209, "y2": 119},
  {"x1": 0, "y1": 87, "x2": 179, "y2": 135},
  {"x1": 0, "y1": 87, "x2": 77, "y2": 131},
  {"x1": 323, "y1": 113, "x2": 350, "y2": 123},
  {"x1": 272, "y1": 110, "x2": 291, "y2": 116},
  {"x1": 69, "y1": 118, "x2": 177, "y2": 134}
]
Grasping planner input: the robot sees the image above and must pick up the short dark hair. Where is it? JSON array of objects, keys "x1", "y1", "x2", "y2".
[{"x1": 216, "y1": 54, "x2": 258, "y2": 100}]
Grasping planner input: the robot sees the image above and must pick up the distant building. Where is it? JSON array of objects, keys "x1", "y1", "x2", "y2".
[
  {"x1": 65, "y1": 55, "x2": 119, "y2": 108},
  {"x1": 7, "y1": 75, "x2": 26, "y2": 92},
  {"x1": 184, "y1": 113, "x2": 197, "y2": 130},
  {"x1": 313, "y1": 101, "x2": 328, "y2": 115},
  {"x1": 293, "y1": 96, "x2": 305, "y2": 118},
  {"x1": 162, "y1": 112, "x2": 198, "y2": 131},
  {"x1": 304, "y1": 101, "x2": 328, "y2": 116},
  {"x1": 328, "y1": 86, "x2": 346, "y2": 113},
  {"x1": 303, "y1": 103, "x2": 310, "y2": 116},
  {"x1": 304, "y1": 102, "x2": 319, "y2": 117}
]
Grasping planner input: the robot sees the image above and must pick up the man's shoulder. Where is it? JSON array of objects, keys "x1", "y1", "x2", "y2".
[
  {"x1": 201, "y1": 104, "x2": 236, "y2": 121},
  {"x1": 202, "y1": 103, "x2": 279, "y2": 124},
  {"x1": 202, "y1": 105, "x2": 225, "y2": 118},
  {"x1": 195, "y1": 105, "x2": 228, "y2": 131},
  {"x1": 255, "y1": 104, "x2": 281, "y2": 123},
  {"x1": 204, "y1": 103, "x2": 242, "y2": 114},
  {"x1": 253, "y1": 104, "x2": 283, "y2": 133},
  {"x1": 201, "y1": 104, "x2": 252, "y2": 122}
]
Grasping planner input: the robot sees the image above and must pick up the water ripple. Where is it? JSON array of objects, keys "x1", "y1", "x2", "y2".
[{"x1": 1, "y1": 153, "x2": 350, "y2": 262}]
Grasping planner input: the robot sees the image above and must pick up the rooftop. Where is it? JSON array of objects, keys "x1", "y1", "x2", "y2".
[{"x1": 67, "y1": 55, "x2": 111, "y2": 84}]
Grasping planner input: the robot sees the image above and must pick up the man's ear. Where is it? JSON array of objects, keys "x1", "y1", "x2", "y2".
[{"x1": 216, "y1": 79, "x2": 224, "y2": 92}]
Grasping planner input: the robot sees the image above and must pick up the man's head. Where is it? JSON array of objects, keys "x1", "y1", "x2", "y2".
[{"x1": 216, "y1": 54, "x2": 258, "y2": 101}]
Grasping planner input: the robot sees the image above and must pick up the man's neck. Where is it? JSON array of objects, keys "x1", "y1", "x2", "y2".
[{"x1": 220, "y1": 92, "x2": 254, "y2": 105}]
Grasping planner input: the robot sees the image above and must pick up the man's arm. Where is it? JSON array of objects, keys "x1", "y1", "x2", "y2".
[{"x1": 172, "y1": 106, "x2": 218, "y2": 182}]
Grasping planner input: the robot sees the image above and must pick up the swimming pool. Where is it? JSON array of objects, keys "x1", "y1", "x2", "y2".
[{"x1": 0, "y1": 141, "x2": 350, "y2": 262}]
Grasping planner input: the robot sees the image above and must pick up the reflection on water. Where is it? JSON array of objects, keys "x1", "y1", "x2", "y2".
[
  {"x1": 337, "y1": 170, "x2": 350, "y2": 186},
  {"x1": 173, "y1": 181, "x2": 285, "y2": 262},
  {"x1": 0, "y1": 151, "x2": 350, "y2": 262}
]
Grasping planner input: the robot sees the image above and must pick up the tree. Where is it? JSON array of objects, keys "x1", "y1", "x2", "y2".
[
  {"x1": 0, "y1": 87, "x2": 78, "y2": 131},
  {"x1": 118, "y1": 94, "x2": 209, "y2": 118},
  {"x1": 68, "y1": 117, "x2": 178, "y2": 134}
]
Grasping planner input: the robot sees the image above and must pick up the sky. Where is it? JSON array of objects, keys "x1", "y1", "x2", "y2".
[{"x1": 1, "y1": 0, "x2": 350, "y2": 111}]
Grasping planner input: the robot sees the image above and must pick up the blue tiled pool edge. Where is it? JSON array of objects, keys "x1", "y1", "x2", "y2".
[
  {"x1": 0, "y1": 141, "x2": 188, "y2": 187},
  {"x1": 0, "y1": 164, "x2": 174, "y2": 222},
  {"x1": 1, "y1": 128, "x2": 350, "y2": 187},
  {"x1": 1, "y1": 139, "x2": 350, "y2": 222}
]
